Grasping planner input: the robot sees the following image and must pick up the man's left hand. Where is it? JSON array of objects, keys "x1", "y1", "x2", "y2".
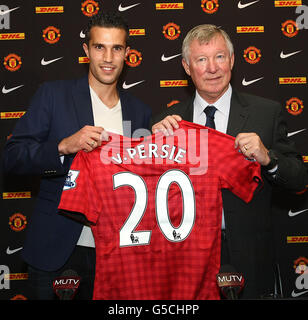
[{"x1": 234, "y1": 132, "x2": 270, "y2": 166}]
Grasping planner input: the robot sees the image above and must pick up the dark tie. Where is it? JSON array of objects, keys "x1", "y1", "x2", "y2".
[{"x1": 204, "y1": 105, "x2": 217, "y2": 129}]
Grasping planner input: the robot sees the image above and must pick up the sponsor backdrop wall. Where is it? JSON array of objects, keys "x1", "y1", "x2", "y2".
[{"x1": 0, "y1": 0, "x2": 307, "y2": 300}]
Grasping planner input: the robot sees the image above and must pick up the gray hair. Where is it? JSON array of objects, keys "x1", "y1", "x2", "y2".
[{"x1": 182, "y1": 24, "x2": 234, "y2": 63}]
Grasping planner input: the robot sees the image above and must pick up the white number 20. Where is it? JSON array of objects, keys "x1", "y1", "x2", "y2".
[{"x1": 113, "y1": 169, "x2": 196, "y2": 247}]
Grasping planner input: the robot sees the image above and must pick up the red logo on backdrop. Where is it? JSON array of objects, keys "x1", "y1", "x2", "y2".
[
  {"x1": 294, "y1": 257, "x2": 308, "y2": 274},
  {"x1": 43, "y1": 26, "x2": 61, "y2": 44},
  {"x1": 163, "y1": 23, "x2": 181, "y2": 40},
  {"x1": 167, "y1": 100, "x2": 180, "y2": 108},
  {"x1": 9, "y1": 213, "x2": 27, "y2": 232},
  {"x1": 281, "y1": 20, "x2": 299, "y2": 37},
  {"x1": 81, "y1": 0, "x2": 100, "y2": 17},
  {"x1": 286, "y1": 97, "x2": 304, "y2": 115},
  {"x1": 125, "y1": 49, "x2": 142, "y2": 67},
  {"x1": 243, "y1": 46, "x2": 261, "y2": 64},
  {"x1": 4, "y1": 53, "x2": 22, "y2": 71},
  {"x1": 201, "y1": 0, "x2": 219, "y2": 14}
]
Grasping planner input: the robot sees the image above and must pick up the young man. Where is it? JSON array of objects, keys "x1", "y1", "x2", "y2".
[
  {"x1": 151, "y1": 24, "x2": 307, "y2": 299},
  {"x1": 3, "y1": 11, "x2": 152, "y2": 300}
]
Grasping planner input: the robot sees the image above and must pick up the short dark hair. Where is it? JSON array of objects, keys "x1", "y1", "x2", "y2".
[{"x1": 84, "y1": 11, "x2": 129, "y2": 45}]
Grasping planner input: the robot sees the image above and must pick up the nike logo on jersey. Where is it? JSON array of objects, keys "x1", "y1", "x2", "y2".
[
  {"x1": 161, "y1": 53, "x2": 182, "y2": 62},
  {"x1": 0, "y1": 6, "x2": 19, "y2": 15},
  {"x1": 41, "y1": 57, "x2": 63, "y2": 66},
  {"x1": 242, "y1": 77, "x2": 264, "y2": 86},
  {"x1": 238, "y1": 0, "x2": 260, "y2": 9},
  {"x1": 118, "y1": 3, "x2": 140, "y2": 12},
  {"x1": 122, "y1": 80, "x2": 145, "y2": 89},
  {"x1": 288, "y1": 209, "x2": 308, "y2": 217},
  {"x1": 2, "y1": 84, "x2": 24, "y2": 94},
  {"x1": 280, "y1": 50, "x2": 302, "y2": 59}
]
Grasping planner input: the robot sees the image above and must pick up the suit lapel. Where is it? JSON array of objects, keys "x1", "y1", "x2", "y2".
[
  {"x1": 226, "y1": 90, "x2": 249, "y2": 137},
  {"x1": 72, "y1": 76, "x2": 94, "y2": 128}
]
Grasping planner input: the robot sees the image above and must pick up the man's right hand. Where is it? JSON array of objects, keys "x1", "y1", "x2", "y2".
[
  {"x1": 58, "y1": 125, "x2": 109, "y2": 155},
  {"x1": 152, "y1": 115, "x2": 182, "y2": 136}
]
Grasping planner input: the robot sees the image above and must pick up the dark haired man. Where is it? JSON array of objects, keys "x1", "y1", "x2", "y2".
[{"x1": 3, "y1": 11, "x2": 151, "y2": 300}]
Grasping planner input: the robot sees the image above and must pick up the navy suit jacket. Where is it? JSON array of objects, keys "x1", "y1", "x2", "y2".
[{"x1": 3, "y1": 76, "x2": 152, "y2": 271}]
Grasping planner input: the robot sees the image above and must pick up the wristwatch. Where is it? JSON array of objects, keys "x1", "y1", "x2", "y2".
[{"x1": 264, "y1": 149, "x2": 279, "y2": 171}]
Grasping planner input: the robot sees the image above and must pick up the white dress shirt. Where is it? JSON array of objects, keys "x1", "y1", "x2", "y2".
[{"x1": 193, "y1": 85, "x2": 233, "y2": 229}]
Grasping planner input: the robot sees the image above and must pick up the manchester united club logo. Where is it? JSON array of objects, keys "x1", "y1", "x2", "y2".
[
  {"x1": 281, "y1": 20, "x2": 299, "y2": 38},
  {"x1": 201, "y1": 0, "x2": 219, "y2": 14},
  {"x1": 294, "y1": 257, "x2": 308, "y2": 274},
  {"x1": 9, "y1": 213, "x2": 27, "y2": 232},
  {"x1": 43, "y1": 26, "x2": 61, "y2": 44},
  {"x1": 81, "y1": 0, "x2": 100, "y2": 17},
  {"x1": 286, "y1": 97, "x2": 304, "y2": 116},
  {"x1": 125, "y1": 49, "x2": 142, "y2": 67},
  {"x1": 4, "y1": 53, "x2": 22, "y2": 71},
  {"x1": 243, "y1": 46, "x2": 261, "y2": 64},
  {"x1": 163, "y1": 22, "x2": 181, "y2": 40}
]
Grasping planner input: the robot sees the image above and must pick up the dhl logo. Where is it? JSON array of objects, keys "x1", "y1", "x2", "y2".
[
  {"x1": 129, "y1": 29, "x2": 146, "y2": 36},
  {"x1": 79, "y1": 57, "x2": 89, "y2": 64},
  {"x1": 279, "y1": 77, "x2": 307, "y2": 84},
  {"x1": 35, "y1": 6, "x2": 64, "y2": 14},
  {"x1": 303, "y1": 156, "x2": 308, "y2": 163},
  {"x1": 0, "y1": 33, "x2": 25, "y2": 40},
  {"x1": 236, "y1": 26, "x2": 264, "y2": 33},
  {"x1": 3, "y1": 192, "x2": 31, "y2": 199},
  {"x1": 4, "y1": 273, "x2": 28, "y2": 281},
  {"x1": 274, "y1": 0, "x2": 302, "y2": 6},
  {"x1": 156, "y1": 3, "x2": 184, "y2": 10},
  {"x1": 160, "y1": 80, "x2": 188, "y2": 87},
  {"x1": 287, "y1": 236, "x2": 308, "y2": 243},
  {"x1": 1, "y1": 112, "x2": 26, "y2": 119}
]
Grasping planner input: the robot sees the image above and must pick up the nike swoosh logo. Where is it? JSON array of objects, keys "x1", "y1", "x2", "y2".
[
  {"x1": 122, "y1": 80, "x2": 145, "y2": 89},
  {"x1": 287, "y1": 128, "x2": 306, "y2": 137},
  {"x1": 6, "y1": 246, "x2": 23, "y2": 255},
  {"x1": 118, "y1": 3, "x2": 140, "y2": 12},
  {"x1": 161, "y1": 53, "x2": 182, "y2": 62},
  {"x1": 238, "y1": 0, "x2": 260, "y2": 9},
  {"x1": 288, "y1": 209, "x2": 308, "y2": 217},
  {"x1": 291, "y1": 290, "x2": 308, "y2": 298},
  {"x1": 0, "y1": 7, "x2": 19, "y2": 15},
  {"x1": 280, "y1": 50, "x2": 302, "y2": 59},
  {"x1": 80, "y1": 30, "x2": 86, "y2": 38},
  {"x1": 2, "y1": 84, "x2": 24, "y2": 94},
  {"x1": 242, "y1": 77, "x2": 264, "y2": 86},
  {"x1": 41, "y1": 57, "x2": 63, "y2": 66}
]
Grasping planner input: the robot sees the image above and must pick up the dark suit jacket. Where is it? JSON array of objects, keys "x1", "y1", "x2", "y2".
[
  {"x1": 3, "y1": 76, "x2": 152, "y2": 272},
  {"x1": 151, "y1": 90, "x2": 307, "y2": 298}
]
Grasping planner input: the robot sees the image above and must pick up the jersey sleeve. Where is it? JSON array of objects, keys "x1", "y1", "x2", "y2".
[
  {"x1": 215, "y1": 132, "x2": 262, "y2": 203},
  {"x1": 58, "y1": 151, "x2": 100, "y2": 224}
]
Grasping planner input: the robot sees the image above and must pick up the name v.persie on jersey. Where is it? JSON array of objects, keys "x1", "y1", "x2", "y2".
[{"x1": 100, "y1": 128, "x2": 209, "y2": 175}]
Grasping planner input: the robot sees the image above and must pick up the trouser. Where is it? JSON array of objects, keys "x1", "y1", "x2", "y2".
[{"x1": 27, "y1": 246, "x2": 95, "y2": 300}]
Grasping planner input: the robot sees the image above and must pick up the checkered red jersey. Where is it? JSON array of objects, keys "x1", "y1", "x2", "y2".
[{"x1": 58, "y1": 120, "x2": 261, "y2": 300}]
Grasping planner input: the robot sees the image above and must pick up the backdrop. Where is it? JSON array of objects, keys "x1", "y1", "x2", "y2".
[{"x1": 0, "y1": 0, "x2": 307, "y2": 300}]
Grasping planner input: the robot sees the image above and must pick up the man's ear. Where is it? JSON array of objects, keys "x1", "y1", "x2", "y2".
[
  {"x1": 83, "y1": 43, "x2": 89, "y2": 58},
  {"x1": 182, "y1": 58, "x2": 191, "y2": 76}
]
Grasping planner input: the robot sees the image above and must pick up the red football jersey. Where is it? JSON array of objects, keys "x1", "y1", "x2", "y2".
[{"x1": 58, "y1": 120, "x2": 261, "y2": 300}]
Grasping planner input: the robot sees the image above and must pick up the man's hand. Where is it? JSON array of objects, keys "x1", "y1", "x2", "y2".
[
  {"x1": 234, "y1": 132, "x2": 270, "y2": 166},
  {"x1": 152, "y1": 115, "x2": 182, "y2": 135},
  {"x1": 58, "y1": 125, "x2": 109, "y2": 155}
]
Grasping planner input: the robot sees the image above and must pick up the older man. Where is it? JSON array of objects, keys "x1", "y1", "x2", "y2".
[{"x1": 151, "y1": 24, "x2": 307, "y2": 299}]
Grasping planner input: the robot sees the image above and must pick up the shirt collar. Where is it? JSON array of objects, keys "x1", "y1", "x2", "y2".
[{"x1": 194, "y1": 85, "x2": 232, "y2": 117}]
